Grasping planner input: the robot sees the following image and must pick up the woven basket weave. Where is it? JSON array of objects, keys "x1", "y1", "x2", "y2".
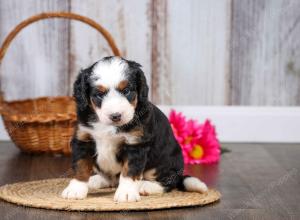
[
  {"x1": 0, "y1": 12, "x2": 121, "y2": 155},
  {"x1": 0, "y1": 178, "x2": 221, "y2": 211}
]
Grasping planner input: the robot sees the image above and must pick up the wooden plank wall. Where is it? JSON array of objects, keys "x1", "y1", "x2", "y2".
[
  {"x1": 166, "y1": 0, "x2": 231, "y2": 105},
  {"x1": 69, "y1": 0, "x2": 152, "y2": 97},
  {"x1": 0, "y1": 0, "x2": 70, "y2": 100},
  {"x1": 230, "y1": 0, "x2": 300, "y2": 106},
  {"x1": 0, "y1": 0, "x2": 299, "y2": 106}
]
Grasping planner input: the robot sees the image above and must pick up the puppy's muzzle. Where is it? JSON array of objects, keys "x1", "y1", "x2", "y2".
[{"x1": 109, "y1": 112, "x2": 122, "y2": 122}]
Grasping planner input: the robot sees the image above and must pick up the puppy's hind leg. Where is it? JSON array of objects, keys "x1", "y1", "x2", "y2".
[
  {"x1": 88, "y1": 173, "x2": 111, "y2": 190},
  {"x1": 139, "y1": 181, "x2": 165, "y2": 196}
]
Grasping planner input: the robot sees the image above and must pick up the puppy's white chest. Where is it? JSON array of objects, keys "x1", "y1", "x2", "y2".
[
  {"x1": 79, "y1": 123, "x2": 140, "y2": 175},
  {"x1": 96, "y1": 137, "x2": 122, "y2": 175}
]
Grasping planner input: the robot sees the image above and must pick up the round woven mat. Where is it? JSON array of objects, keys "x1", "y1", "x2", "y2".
[{"x1": 0, "y1": 178, "x2": 220, "y2": 211}]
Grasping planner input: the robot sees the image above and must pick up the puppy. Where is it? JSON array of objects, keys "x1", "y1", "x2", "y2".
[{"x1": 62, "y1": 56, "x2": 207, "y2": 202}]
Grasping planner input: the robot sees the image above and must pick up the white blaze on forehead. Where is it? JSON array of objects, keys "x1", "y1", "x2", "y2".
[{"x1": 92, "y1": 58, "x2": 127, "y2": 88}]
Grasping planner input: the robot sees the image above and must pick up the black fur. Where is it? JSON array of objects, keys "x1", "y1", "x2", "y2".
[
  {"x1": 73, "y1": 62, "x2": 98, "y2": 127},
  {"x1": 71, "y1": 56, "x2": 185, "y2": 192},
  {"x1": 71, "y1": 138, "x2": 96, "y2": 170},
  {"x1": 126, "y1": 60, "x2": 149, "y2": 104}
]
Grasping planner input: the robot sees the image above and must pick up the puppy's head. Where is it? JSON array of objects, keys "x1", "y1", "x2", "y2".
[{"x1": 74, "y1": 56, "x2": 148, "y2": 126}]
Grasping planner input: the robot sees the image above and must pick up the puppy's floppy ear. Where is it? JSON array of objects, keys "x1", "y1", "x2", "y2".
[
  {"x1": 73, "y1": 63, "x2": 97, "y2": 110},
  {"x1": 128, "y1": 61, "x2": 149, "y2": 103},
  {"x1": 137, "y1": 69, "x2": 149, "y2": 103}
]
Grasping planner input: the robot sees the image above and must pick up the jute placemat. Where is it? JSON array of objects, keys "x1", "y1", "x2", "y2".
[{"x1": 0, "y1": 178, "x2": 221, "y2": 211}]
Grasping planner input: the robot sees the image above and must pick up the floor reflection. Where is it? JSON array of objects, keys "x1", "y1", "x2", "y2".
[{"x1": 184, "y1": 163, "x2": 220, "y2": 187}]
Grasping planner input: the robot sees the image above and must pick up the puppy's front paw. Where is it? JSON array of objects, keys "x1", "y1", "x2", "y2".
[
  {"x1": 114, "y1": 186, "x2": 141, "y2": 202},
  {"x1": 61, "y1": 179, "x2": 88, "y2": 199}
]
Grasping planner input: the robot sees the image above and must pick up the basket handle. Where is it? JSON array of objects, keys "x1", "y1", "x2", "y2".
[{"x1": 0, "y1": 12, "x2": 121, "y2": 64}]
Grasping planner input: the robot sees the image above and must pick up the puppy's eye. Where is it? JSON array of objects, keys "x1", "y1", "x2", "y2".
[
  {"x1": 122, "y1": 88, "x2": 130, "y2": 95},
  {"x1": 95, "y1": 92, "x2": 105, "y2": 99}
]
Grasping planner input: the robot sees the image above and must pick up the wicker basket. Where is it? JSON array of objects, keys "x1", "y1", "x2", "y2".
[{"x1": 0, "y1": 12, "x2": 121, "y2": 155}]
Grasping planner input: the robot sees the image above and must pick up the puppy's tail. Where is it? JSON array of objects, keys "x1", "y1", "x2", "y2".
[{"x1": 177, "y1": 175, "x2": 208, "y2": 193}]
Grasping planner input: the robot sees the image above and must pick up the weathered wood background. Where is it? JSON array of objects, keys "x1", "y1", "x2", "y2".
[{"x1": 0, "y1": 0, "x2": 299, "y2": 106}]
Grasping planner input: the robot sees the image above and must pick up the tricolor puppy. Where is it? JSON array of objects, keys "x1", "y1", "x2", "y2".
[{"x1": 62, "y1": 56, "x2": 207, "y2": 202}]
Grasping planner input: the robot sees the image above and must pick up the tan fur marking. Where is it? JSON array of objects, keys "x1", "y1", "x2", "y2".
[
  {"x1": 131, "y1": 95, "x2": 138, "y2": 108},
  {"x1": 123, "y1": 126, "x2": 144, "y2": 145},
  {"x1": 75, "y1": 158, "x2": 93, "y2": 182},
  {"x1": 143, "y1": 169, "x2": 157, "y2": 181},
  {"x1": 132, "y1": 175, "x2": 143, "y2": 181},
  {"x1": 122, "y1": 160, "x2": 129, "y2": 176},
  {"x1": 76, "y1": 129, "x2": 92, "y2": 142},
  {"x1": 139, "y1": 191, "x2": 149, "y2": 196},
  {"x1": 97, "y1": 85, "x2": 108, "y2": 93},
  {"x1": 129, "y1": 127, "x2": 143, "y2": 139},
  {"x1": 122, "y1": 160, "x2": 142, "y2": 181},
  {"x1": 117, "y1": 80, "x2": 128, "y2": 91}
]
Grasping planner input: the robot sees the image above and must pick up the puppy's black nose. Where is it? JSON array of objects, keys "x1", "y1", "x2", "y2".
[{"x1": 109, "y1": 113, "x2": 122, "y2": 122}]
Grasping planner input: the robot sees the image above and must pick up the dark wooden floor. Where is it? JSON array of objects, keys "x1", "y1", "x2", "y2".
[{"x1": 0, "y1": 142, "x2": 299, "y2": 220}]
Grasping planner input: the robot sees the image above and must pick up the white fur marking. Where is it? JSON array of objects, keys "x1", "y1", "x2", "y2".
[
  {"x1": 92, "y1": 57, "x2": 127, "y2": 88},
  {"x1": 61, "y1": 179, "x2": 88, "y2": 199},
  {"x1": 139, "y1": 181, "x2": 164, "y2": 195},
  {"x1": 97, "y1": 90, "x2": 134, "y2": 125},
  {"x1": 79, "y1": 124, "x2": 122, "y2": 175},
  {"x1": 183, "y1": 177, "x2": 208, "y2": 193},
  {"x1": 79, "y1": 123, "x2": 117, "y2": 139},
  {"x1": 88, "y1": 174, "x2": 111, "y2": 189},
  {"x1": 91, "y1": 57, "x2": 135, "y2": 126},
  {"x1": 114, "y1": 174, "x2": 141, "y2": 202},
  {"x1": 78, "y1": 124, "x2": 142, "y2": 176},
  {"x1": 120, "y1": 132, "x2": 141, "y2": 144},
  {"x1": 96, "y1": 137, "x2": 122, "y2": 175}
]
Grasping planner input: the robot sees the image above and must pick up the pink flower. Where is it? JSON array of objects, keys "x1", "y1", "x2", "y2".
[
  {"x1": 169, "y1": 110, "x2": 220, "y2": 164},
  {"x1": 168, "y1": 110, "x2": 188, "y2": 144}
]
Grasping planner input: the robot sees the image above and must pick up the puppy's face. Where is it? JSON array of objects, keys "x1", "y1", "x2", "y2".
[{"x1": 85, "y1": 57, "x2": 147, "y2": 126}]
